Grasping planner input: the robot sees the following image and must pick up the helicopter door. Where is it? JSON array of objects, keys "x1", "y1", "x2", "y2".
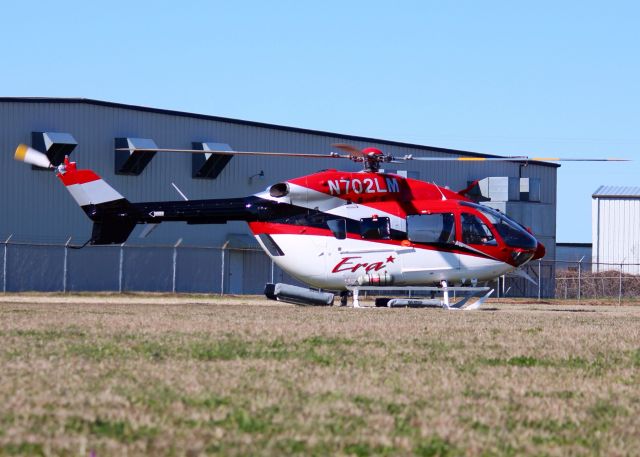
[
  {"x1": 323, "y1": 218, "x2": 346, "y2": 284},
  {"x1": 300, "y1": 212, "x2": 329, "y2": 285},
  {"x1": 326, "y1": 214, "x2": 403, "y2": 287},
  {"x1": 400, "y1": 212, "x2": 460, "y2": 283}
]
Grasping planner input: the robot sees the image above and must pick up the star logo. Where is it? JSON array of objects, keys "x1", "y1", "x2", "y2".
[{"x1": 386, "y1": 256, "x2": 395, "y2": 263}]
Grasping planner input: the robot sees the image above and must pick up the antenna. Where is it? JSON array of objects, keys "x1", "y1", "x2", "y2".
[
  {"x1": 171, "y1": 182, "x2": 189, "y2": 201},
  {"x1": 432, "y1": 182, "x2": 447, "y2": 201}
]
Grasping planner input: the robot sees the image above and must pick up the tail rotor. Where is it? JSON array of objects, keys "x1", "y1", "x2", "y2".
[{"x1": 14, "y1": 144, "x2": 54, "y2": 169}]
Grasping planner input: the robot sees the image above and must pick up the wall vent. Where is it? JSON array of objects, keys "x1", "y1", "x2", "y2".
[
  {"x1": 31, "y1": 131, "x2": 77, "y2": 169},
  {"x1": 114, "y1": 137, "x2": 157, "y2": 175},
  {"x1": 192, "y1": 142, "x2": 233, "y2": 179}
]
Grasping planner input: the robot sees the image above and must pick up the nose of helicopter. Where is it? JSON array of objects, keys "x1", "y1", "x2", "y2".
[{"x1": 532, "y1": 241, "x2": 546, "y2": 260}]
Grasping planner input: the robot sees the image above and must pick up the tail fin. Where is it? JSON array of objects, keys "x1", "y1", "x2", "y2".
[
  {"x1": 88, "y1": 219, "x2": 137, "y2": 245},
  {"x1": 56, "y1": 157, "x2": 136, "y2": 244}
]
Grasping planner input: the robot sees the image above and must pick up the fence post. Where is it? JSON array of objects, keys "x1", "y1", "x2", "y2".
[
  {"x1": 62, "y1": 237, "x2": 72, "y2": 293},
  {"x1": 619, "y1": 264, "x2": 623, "y2": 306},
  {"x1": 118, "y1": 243, "x2": 125, "y2": 293},
  {"x1": 270, "y1": 259, "x2": 275, "y2": 284},
  {"x1": 220, "y1": 241, "x2": 230, "y2": 296},
  {"x1": 172, "y1": 238, "x2": 182, "y2": 293},
  {"x1": 537, "y1": 260, "x2": 541, "y2": 300},
  {"x1": 2, "y1": 235, "x2": 12, "y2": 293},
  {"x1": 577, "y1": 256, "x2": 584, "y2": 303}
]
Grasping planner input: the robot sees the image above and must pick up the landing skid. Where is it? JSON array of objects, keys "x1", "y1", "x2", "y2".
[{"x1": 345, "y1": 281, "x2": 493, "y2": 310}]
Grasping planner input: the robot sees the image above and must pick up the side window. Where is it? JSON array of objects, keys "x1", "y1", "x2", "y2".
[
  {"x1": 327, "y1": 219, "x2": 347, "y2": 239},
  {"x1": 407, "y1": 213, "x2": 456, "y2": 244},
  {"x1": 360, "y1": 217, "x2": 391, "y2": 240},
  {"x1": 461, "y1": 213, "x2": 496, "y2": 246}
]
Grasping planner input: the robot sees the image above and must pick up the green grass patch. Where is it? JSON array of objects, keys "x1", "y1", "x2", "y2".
[
  {"x1": 414, "y1": 436, "x2": 460, "y2": 457},
  {"x1": 182, "y1": 393, "x2": 230, "y2": 409},
  {"x1": 589, "y1": 399, "x2": 626, "y2": 423},
  {"x1": 1, "y1": 442, "x2": 45, "y2": 456},
  {"x1": 67, "y1": 341, "x2": 128, "y2": 360},
  {"x1": 62, "y1": 334, "x2": 359, "y2": 366},
  {"x1": 525, "y1": 390, "x2": 579, "y2": 400},
  {"x1": 477, "y1": 354, "x2": 620, "y2": 372},
  {"x1": 524, "y1": 326, "x2": 544, "y2": 334},
  {"x1": 65, "y1": 416, "x2": 158, "y2": 443},
  {"x1": 228, "y1": 407, "x2": 271, "y2": 434},
  {"x1": 187, "y1": 339, "x2": 251, "y2": 361},
  {"x1": 4, "y1": 327, "x2": 86, "y2": 339},
  {"x1": 480, "y1": 355, "x2": 548, "y2": 367},
  {"x1": 302, "y1": 335, "x2": 355, "y2": 347},
  {"x1": 352, "y1": 395, "x2": 375, "y2": 411},
  {"x1": 344, "y1": 442, "x2": 399, "y2": 457}
]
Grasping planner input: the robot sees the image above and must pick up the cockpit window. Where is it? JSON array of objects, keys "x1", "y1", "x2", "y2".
[
  {"x1": 360, "y1": 217, "x2": 391, "y2": 240},
  {"x1": 461, "y1": 213, "x2": 497, "y2": 246},
  {"x1": 461, "y1": 202, "x2": 537, "y2": 250},
  {"x1": 407, "y1": 213, "x2": 456, "y2": 244}
]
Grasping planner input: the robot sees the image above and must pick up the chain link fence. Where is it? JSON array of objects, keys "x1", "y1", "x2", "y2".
[
  {"x1": 490, "y1": 260, "x2": 640, "y2": 302},
  {"x1": 0, "y1": 238, "x2": 303, "y2": 294},
  {"x1": 2, "y1": 238, "x2": 640, "y2": 301},
  {"x1": 555, "y1": 260, "x2": 640, "y2": 303}
]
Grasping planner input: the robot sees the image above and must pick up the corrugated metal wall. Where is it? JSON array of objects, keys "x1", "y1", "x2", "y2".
[{"x1": 592, "y1": 198, "x2": 640, "y2": 273}]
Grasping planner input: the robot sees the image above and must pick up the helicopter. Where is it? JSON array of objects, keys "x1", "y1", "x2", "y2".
[{"x1": 13, "y1": 142, "x2": 626, "y2": 306}]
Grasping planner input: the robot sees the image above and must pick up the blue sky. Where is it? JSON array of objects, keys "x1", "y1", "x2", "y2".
[{"x1": 2, "y1": 1, "x2": 638, "y2": 242}]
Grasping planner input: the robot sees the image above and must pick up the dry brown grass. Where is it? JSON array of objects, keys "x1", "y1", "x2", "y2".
[{"x1": 0, "y1": 294, "x2": 639, "y2": 456}]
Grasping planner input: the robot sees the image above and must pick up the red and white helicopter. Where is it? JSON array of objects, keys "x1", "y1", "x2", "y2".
[{"x1": 14, "y1": 143, "x2": 625, "y2": 307}]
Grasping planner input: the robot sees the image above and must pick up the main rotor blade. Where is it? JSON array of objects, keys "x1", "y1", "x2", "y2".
[
  {"x1": 403, "y1": 155, "x2": 526, "y2": 161},
  {"x1": 116, "y1": 147, "x2": 630, "y2": 163},
  {"x1": 526, "y1": 157, "x2": 630, "y2": 162},
  {"x1": 403, "y1": 155, "x2": 629, "y2": 162},
  {"x1": 331, "y1": 143, "x2": 364, "y2": 157},
  {"x1": 116, "y1": 148, "x2": 349, "y2": 159}
]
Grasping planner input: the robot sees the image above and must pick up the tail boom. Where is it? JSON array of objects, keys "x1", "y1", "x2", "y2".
[{"x1": 56, "y1": 158, "x2": 257, "y2": 245}]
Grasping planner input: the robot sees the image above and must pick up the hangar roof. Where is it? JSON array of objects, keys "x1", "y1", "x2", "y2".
[
  {"x1": 0, "y1": 97, "x2": 559, "y2": 168},
  {"x1": 593, "y1": 185, "x2": 640, "y2": 198}
]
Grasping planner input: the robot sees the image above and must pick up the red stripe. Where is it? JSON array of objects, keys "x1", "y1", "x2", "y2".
[
  {"x1": 248, "y1": 221, "x2": 495, "y2": 259},
  {"x1": 250, "y1": 222, "x2": 334, "y2": 237},
  {"x1": 57, "y1": 169, "x2": 101, "y2": 186}
]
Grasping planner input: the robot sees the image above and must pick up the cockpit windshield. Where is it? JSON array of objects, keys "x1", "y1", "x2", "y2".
[{"x1": 460, "y1": 202, "x2": 537, "y2": 250}]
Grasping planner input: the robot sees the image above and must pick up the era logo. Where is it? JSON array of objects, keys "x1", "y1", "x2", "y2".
[{"x1": 331, "y1": 255, "x2": 395, "y2": 274}]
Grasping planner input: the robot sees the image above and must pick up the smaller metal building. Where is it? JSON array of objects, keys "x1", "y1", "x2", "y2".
[
  {"x1": 556, "y1": 242, "x2": 592, "y2": 270},
  {"x1": 592, "y1": 186, "x2": 640, "y2": 274}
]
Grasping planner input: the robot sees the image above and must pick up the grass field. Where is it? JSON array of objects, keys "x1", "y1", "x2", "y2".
[{"x1": 0, "y1": 294, "x2": 639, "y2": 456}]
